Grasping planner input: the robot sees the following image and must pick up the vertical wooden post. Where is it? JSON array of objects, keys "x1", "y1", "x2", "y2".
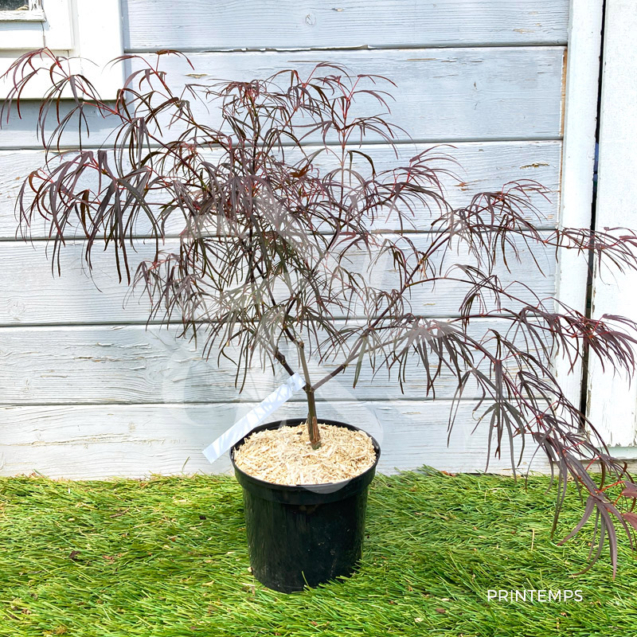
[
  {"x1": 554, "y1": 0, "x2": 604, "y2": 409},
  {"x1": 587, "y1": 0, "x2": 637, "y2": 449}
]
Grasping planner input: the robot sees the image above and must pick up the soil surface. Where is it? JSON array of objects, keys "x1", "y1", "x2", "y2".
[{"x1": 233, "y1": 423, "x2": 376, "y2": 485}]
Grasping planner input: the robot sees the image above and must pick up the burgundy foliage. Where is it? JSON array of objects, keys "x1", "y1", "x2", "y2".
[{"x1": 3, "y1": 49, "x2": 637, "y2": 574}]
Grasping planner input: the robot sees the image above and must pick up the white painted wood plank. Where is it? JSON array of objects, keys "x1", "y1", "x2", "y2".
[
  {"x1": 0, "y1": 320, "x2": 545, "y2": 405},
  {"x1": 0, "y1": 20, "x2": 45, "y2": 50},
  {"x1": 131, "y1": 48, "x2": 565, "y2": 143},
  {"x1": 0, "y1": 400, "x2": 550, "y2": 479},
  {"x1": 553, "y1": 0, "x2": 603, "y2": 408},
  {"x1": 0, "y1": 101, "x2": 117, "y2": 150},
  {"x1": 587, "y1": 0, "x2": 637, "y2": 448},
  {"x1": 0, "y1": 234, "x2": 556, "y2": 325},
  {"x1": 0, "y1": 48, "x2": 565, "y2": 149},
  {"x1": 0, "y1": 142, "x2": 562, "y2": 239},
  {"x1": 124, "y1": 0, "x2": 568, "y2": 51}
]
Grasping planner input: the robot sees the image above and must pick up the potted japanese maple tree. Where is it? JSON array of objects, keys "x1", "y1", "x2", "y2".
[{"x1": 4, "y1": 49, "x2": 637, "y2": 592}]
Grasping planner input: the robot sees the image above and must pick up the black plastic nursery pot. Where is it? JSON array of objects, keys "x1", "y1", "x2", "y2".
[{"x1": 230, "y1": 417, "x2": 381, "y2": 593}]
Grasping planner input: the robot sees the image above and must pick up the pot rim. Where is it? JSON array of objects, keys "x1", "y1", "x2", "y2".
[{"x1": 229, "y1": 417, "x2": 381, "y2": 492}]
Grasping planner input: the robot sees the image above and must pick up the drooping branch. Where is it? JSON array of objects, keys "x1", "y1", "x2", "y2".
[{"x1": 4, "y1": 48, "x2": 637, "y2": 575}]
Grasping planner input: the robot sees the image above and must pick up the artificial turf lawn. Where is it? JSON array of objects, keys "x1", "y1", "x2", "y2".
[{"x1": 1, "y1": 471, "x2": 636, "y2": 637}]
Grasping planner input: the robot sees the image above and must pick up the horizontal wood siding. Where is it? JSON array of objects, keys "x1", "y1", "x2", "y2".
[
  {"x1": 0, "y1": 235, "x2": 556, "y2": 325},
  {"x1": 0, "y1": 401, "x2": 550, "y2": 479},
  {"x1": 0, "y1": 320, "x2": 546, "y2": 405},
  {"x1": 132, "y1": 48, "x2": 565, "y2": 142},
  {"x1": 0, "y1": 0, "x2": 568, "y2": 477},
  {"x1": 124, "y1": 0, "x2": 569, "y2": 50},
  {"x1": 0, "y1": 141, "x2": 561, "y2": 238},
  {"x1": 0, "y1": 48, "x2": 565, "y2": 149}
]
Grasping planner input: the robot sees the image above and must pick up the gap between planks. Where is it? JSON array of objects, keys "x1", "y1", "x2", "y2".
[{"x1": 124, "y1": 42, "x2": 569, "y2": 54}]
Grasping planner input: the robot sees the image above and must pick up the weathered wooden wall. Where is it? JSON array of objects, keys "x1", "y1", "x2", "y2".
[{"x1": 0, "y1": 0, "x2": 569, "y2": 478}]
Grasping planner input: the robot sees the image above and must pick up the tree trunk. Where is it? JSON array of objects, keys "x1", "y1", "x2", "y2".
[
  {"x1": 298, "y1": 340, "x2": 321, "y2": 448},
  {"x1": 305, "y1": 385, "x2": 321, "y2": 449}
]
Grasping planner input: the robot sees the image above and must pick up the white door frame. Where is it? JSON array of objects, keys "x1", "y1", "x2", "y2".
[
  {"x1": 554, "y1": 0, "x2": 604, "y2": 409},
  {"x1": 587, "y1": 0, "x2": 637, "y2": 452}
]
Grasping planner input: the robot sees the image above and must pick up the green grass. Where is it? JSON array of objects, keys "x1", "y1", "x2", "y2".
[{"x1": 1, "y1": 470, "x2": 636, "y2": 636}]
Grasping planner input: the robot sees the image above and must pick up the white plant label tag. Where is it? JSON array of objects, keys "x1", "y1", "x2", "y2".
[{"x1": 202, "y1": 373, "x2": 306, "y2": 463}]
